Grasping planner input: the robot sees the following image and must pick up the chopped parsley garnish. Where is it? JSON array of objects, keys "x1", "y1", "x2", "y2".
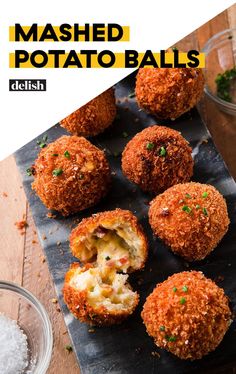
[
  {"x1": 52, "y1": 153, "x2": 58, "y2": 157},
  {"x1": 215, "y1": 67, "x2": 236, "y2": 102},
  {"x1": 159, "y1": 146, "x2": 167, "y2": 157},
  {"x1": 122, "y1": 131, "x2": 129, "y2": 138},
  {"x1": 203, "y1": 207, "x2": 208, "y2": 216},
  {"x1": 159, "y1": 326, "x2": 165, "y2": 331},
  {"x1": 202, "y1": 192, "x2": 208, "y2": 198},
  {"x1": 180, "y1": 297, "x2": 186, "y2": 305},
  {"x1": 182, "y1": 205, "x2": 192, "y2": 214},
  {"x1": 182, "y1": 286, "x2": 188, "y2": 292},
  {"x1": 185, "y1": 193, "x2": 192, "y2": 199},
  {"x1": 65, "y1": 345, "x2": 73, "y2": 352},
  {"x1": 146, "y1": 142, "x2": 155, "y2": 151},
  {"x1": 52, "y1": 168, "x2": 63, "y2": 176},
  {"x1": 39, "y1": 142, "x2": 46, "y2": 148},
  {"x1": 165, "y1": 335, "x2": 176, "y2": 342},
  {"x1": 128, "y1": 92, "x2": 135, "y2": 98},
  {"x1": 105, "y1": 256, "x2": 111, "y2": 261},
  {"x1": 79, "y1": 174, "x2": 84, "y2": 180},
  {"x1": 64, "y1": 150, "x2": 70, "y2": 158},
  {"x1": 173, "y1": 287, "x2": 177, "y2": 292},
  {"x1": 26, "y1": 168, "x2": 33, "y2": 176},
  {"x1": 172, "y1": 47, "x2": 178, "y2": 51},
  {"x1": 42, "y1": 135, "x2": 48, "y2": 142},
  {"x1": 195, "y1": 204, "x2": 201, "y2": 210},
  {"x1": 37, "y1": 135, "x2": 48, "y2": 148}
]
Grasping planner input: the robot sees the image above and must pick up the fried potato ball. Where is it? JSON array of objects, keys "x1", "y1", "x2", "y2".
[
  {"x1": 121, "y1": 126, "x2": 193, "y2": 194},
  {"x1": 63, "y1": 263, "x2": 139, "y2": 326},
  {"x1": 149, "y1": 182, "x2": 230, "y2": 261},
  {"x1": 70, "y1": 208, "x2": 148, "y2": 273},
  {"x1": 142, "y1": 271, "x2": 232, "y2": 360},
  {"x1": 32, "y1": 135, "x2": 111, "y2": 216},
  {"x1": 135, "y1": 68, "x2": 204, "y2": 119},
  {"x1": 60, "y1": 88, "x2": 116, "y2": 137}
]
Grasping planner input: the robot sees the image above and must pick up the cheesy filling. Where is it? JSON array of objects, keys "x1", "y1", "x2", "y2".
[
  {"x1": 79, "y1": 225, "x2": 144, "y2": 272},
  {"x1": 70, "y1": 267, "x2": 137, "y2": 311}
]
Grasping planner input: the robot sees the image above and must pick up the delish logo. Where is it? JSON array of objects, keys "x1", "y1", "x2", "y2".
[{"x1": 9, "y1": 79, "x2": 46, "y2": 91}]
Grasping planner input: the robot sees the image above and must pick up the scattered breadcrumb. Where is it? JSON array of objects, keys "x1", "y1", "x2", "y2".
[
  {"x1": 14, "y1": 219, "x2": 28, "y2": 235},
  {"x1": 51, "y1": 298, "x2": 58, "y2": 304},
  {"x1": 2, "y1": 192, "x2": 8, "y2": 197}
]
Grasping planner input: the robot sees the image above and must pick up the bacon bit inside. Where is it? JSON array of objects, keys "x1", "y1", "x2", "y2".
[{"x1": 119, "y1": 257, "x2": 128, "y2": 265}]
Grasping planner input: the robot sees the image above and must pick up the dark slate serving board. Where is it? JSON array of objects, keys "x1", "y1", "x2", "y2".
[{"x1": 15, "y1": 71, "x2": 236, "y2": 374}]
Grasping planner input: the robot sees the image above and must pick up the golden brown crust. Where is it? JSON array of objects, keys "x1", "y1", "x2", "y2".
[
  {"x1": 149, "y1": 182, "x2": 230, "y2": 261},
  {"x1": 141, "y1": 271, "x2": 232, "y2": 360},
  {"x1": 32, "y1": 135, "x2": 111, "y2": 216},
  {"x1": 135, "y1": 68, "x2": 204, "y2": 119},
  {"x1": 70, "y1": 208, "x2": 148, "y2": 271},
  {"x1": 63, "y1": 263, "x2": 139, "y2": 326},
  {"x1": 60, "y1": 88, "x2": 116, "y2": 137},
  {"x1": 121, "y1": 126, "x2": 193, "y2": 194}
]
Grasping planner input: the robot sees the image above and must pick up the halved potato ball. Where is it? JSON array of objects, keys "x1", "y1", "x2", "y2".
[
  {"x1": 63, "y1": 263, "x2": 139, "y2": 326},
  {"x1": 121, "y1": 126, "x2": 193, "y2": 194},
  {"x1": 149, "y1": 182, "x2": 230, "y2": 261},
  {"x1": 32, "y1": 135, "x2": 111, "y2": 216},
  {"x1": 142, "y1": 271, "x2": 232, "y2": 360},
  {"x1": 135, "y1": 68, "x2": 204, "y2": 119},
  {"x1": 70, "y1": 209, "x2": 148, "y2": 273},
  {"x1": 60, "y1": 88, "x2": 116, "y2": 137}
]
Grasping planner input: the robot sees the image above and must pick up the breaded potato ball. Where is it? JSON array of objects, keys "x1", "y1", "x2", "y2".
[
  {"x1": 149, "y1": 182, "x2": 230, "y2": 261},
  {"x1": 70, "y1": 208, "x2": 148, "y2": 273},
  {"x1": 135, "y1": 68, "x2": 204, "y2": 119},
  {"x1": 32, "y1": 135, "x2": 111, "y2": 216},
  {"x1": 60, "y1": 88, "x2": 116, "y2": 137},
  {"x1": 121, "y1": 126, "x2": 193, "y2": 194},
  {"x1": 63, "y1": 263, "x2": 139, "y2": 326},
  {"x1": 142, "y1": 271, "x2": 232, "y2": 360}
]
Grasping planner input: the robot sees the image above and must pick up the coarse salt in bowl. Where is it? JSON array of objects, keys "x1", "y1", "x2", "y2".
[{"x1": 0, "y1": 281, "x2": 53, "y2": 374}]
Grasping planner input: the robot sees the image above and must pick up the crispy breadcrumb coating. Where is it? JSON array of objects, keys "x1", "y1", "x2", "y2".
[
  {"x1": 142, "y1": 271, "x2": 232, "y2": 360},
  {"x1": 135, "y1": 68, "x2": 204, "y2": 119},
  {"x1": 63, "y1": 263, "x2": 139, "y2": 326},
  {"x1": 60, "y1": 88, "x2": 116, "y2": 137},
  {"x1": 70, "y1": 208, "x2": 148, "y2": 272},
  {"x1": 32, "y1": 135, "x2": 111, "y2": 216},
  {"x1": 149, "y1": 182, "x2": 230, "y2": 261},
  {"x1": 122, "y1": 126, "x2": 193, "y2": 194}
]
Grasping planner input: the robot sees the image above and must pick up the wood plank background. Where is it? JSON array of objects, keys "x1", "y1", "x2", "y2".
[{"x1": 0, "y1": 5, "x2": 236, "y2": 373}]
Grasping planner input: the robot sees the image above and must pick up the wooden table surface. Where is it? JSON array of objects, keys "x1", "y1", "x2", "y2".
[{"x1": 1, "y1": 5, "x2": 236, "y2": 373}]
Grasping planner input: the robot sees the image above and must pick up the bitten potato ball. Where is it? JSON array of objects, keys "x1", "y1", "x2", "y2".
[
  {"x1": 142, "y1": 271, "x2": 232, "y2": 360},
  {"x1": 149, "y1": 182, "x2": 230, "y2": 261},
  {"x1": 70, "y1": 208, "x2": 148, "y2": 273},
  {"x1": 63, "y1": 263, "x2": 139, "y2": 326},
  {"x1": 121, "y1": 125, "x2": 193, "y2": 194},
  {"x1": 135, "y1": 68, "x2": 204, "y2": 119},
  {"x1": 32, "y1": 135, "x2": 111, "y2": 216},
  {"x1": 60, "y1": 88, "x2": 116, "y2": 137}
]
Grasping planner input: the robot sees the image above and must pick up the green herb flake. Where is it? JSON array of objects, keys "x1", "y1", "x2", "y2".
[
  {"x1": 202, "y1": 192, "x2": 208, "y2": 198},
  {"x1": 52, "y1": 153, "x2": 58, "y2": 157},
  {"x1": 172, "y1": 47, "x2": 178, "y2": 51},
  {"x1": 203, "y1": 207, "x2": 208, "y2": 216},
  {"x1": 105, "y1": 256, "x2": 111, "y2": 261},
  {"x1": 159, "y1": 146, "x2": 167, "y2": 157},
  {"x1": 146, "y1": 142, "x2": 155, "y2": 151},
  {"x1": 165, "y1": 335, "x2": 177, "y2": 342},
  {"x1": 39, "y1": 142, "x2": 46, "y2": 148},
  {"x1": 180, "y1": 297, "x2": 186, "y2": 305},
  {"x1": 52, "y1": 168, "x2": 63, "y2": 176},
  {"x1": 64, "y1": 150, "x2": 70, "y2": 159},
  {"x1": 185, "y1": 193, "x2": 192, "y2": 199},
  {"x1": 159, "y1": 326, "x2": 165, "y2": 331},
  {"x1": 173, "y1": 287, "x2": 177, "y2": 292},
  {"x1": 26, "y1": 168, "x2": 32, "y2": 176},
  {"x1": 182, "y1": 205, "x2": 192, "y2": 214},
  {"x1": 182, "y1": 285, "x2": 188, "y2": 292},
  {"x1": 122, "y1": 131, "x2": 129, "y2": 138},
  {"x1": 195, "y1": 204, "x2": 201, "y2": 210},
  {"x1": 128, "y1": 92, "x2": 135, "y2": 98},
  {"x1": 42, "y1": 135, "x2": 48, "y2": 142},
  {"x1": 79, "y1": 174, "x2": 84, "y2": 180},
  {"x1": 65, "y1": 345, "x2": 73, "y2": 353},
  {"x1": 215, "y1": 66, "x2": 236, "y2": 103}
]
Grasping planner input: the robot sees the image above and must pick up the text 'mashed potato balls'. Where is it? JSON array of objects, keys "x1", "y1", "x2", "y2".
[
  {"x1": 69, "y1": 208, "x2": 148, "y2": 273},
  {"x1": 121, "y1": 125, "x2": 193, "y2": 194},
  {"x1": 135, "y1": 68, "x2": 204, "y2": 119},
  {"x1": 142, "y1": 271, "x2": 232, "y2": 360},
  {"x1": 60, "y1": 88, "x2": 116, "y2": 137},
  {"x1": 63, "y1": 263, "x2": 139, "y2": 326},
  {"x1": 149, "y1": 182, "x2": 230, "y2": 261},
  {"x1": 32, "y1": 135, "x2": 111, "y2": 216}
]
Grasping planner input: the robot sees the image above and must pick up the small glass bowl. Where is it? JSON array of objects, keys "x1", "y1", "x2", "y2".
[
  {"x1": 0, "y1": 281, "x2": 53, "y2": 373},
  {"x1": 202, "y1": 28, "x2": 236, "y2": 116}
]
